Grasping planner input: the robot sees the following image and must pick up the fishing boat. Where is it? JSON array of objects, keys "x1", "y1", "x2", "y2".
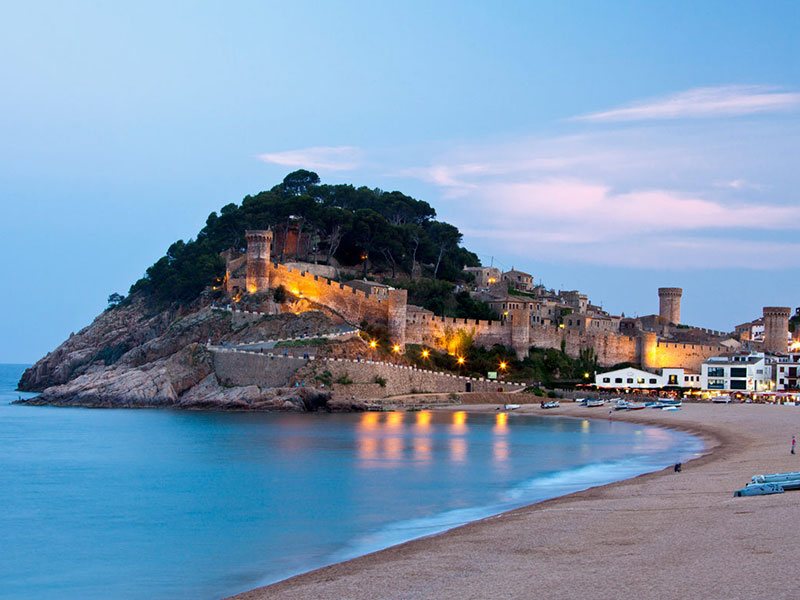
[
  {"x1": 626, "y1": 402, "x2": 646, "y2": 410},
  {"x1": 586, "y1": 399, "x2": 605, "y2": 407},
  {"x1": 751, "y1": 471, "x2": 800, "y2": 484},
  {"x1": 503, "y1": 404, "x2": 521, "y2": 411},
  {"x1": 540, "y1": 401, "x2": 560, "y2": 409},
  {"x1": 734, "y1": 482, "x2": 784, "y2": 497},
  {"x1": 613, "y1": 399, "x2": 630, "y2": 410},
  {"x1": 661, "y1": 405, "x2": 681, "y2": 411}
]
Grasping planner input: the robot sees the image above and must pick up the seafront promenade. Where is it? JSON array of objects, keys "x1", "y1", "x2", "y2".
[{"x1": 235, "y1": 403, "x2": 800, "y2": 600}]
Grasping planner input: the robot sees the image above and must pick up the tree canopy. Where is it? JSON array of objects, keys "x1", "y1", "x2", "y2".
[{"x1": 130, "y1": 171, "x2": 482, "y2": 305}]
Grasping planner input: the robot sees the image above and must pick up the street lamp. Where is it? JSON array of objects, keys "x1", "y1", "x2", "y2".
[
  {"x1": 457, "y1": 356, "x2": 465, "y2": 366},
  {"x1": 421, "y1": 349, "x2": 430, "y2": 359},
  {"x1": 392, "y1": 344, "x2": 401, "y2": 353},
  {"x1": 369, "y1": 340, "x2": 378, "y2": 349}
]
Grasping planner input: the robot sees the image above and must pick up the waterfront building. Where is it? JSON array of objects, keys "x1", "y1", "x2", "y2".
[
  {"x1": 595, "y1": 366, "x2": 700, "y2": 390},
  {"x1": 700, "y1": 354, "x2": 771, "y2": 393}
]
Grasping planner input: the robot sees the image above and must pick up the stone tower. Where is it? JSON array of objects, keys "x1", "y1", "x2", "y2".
[
  {"x1": 245, "y1": 229, "x2": 272, "y2": 294},
  {"x1": 763, "y1": 306, "x2": 790, "y2": 354},
  {"x1": 509, "y1": 306, "x2": 531, "y2": 359},
  {"x1": 386, "y1": 288, "x2": 408, "y2": 350},
  {"x1": 637, "y1": 330, "x2": 658, "y2": 370},
  {"x1": 658, "y1": 287, "x2": 683, "y2": 324}
]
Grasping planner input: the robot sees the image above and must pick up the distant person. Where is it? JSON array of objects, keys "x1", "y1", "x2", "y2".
[{"x1": 792, "y1": 435, "x2": 796, "y2": 455}]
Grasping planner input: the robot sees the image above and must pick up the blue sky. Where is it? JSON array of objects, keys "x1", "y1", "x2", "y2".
[{"x1": 1, "y1": 1, "x2": 798, "y2": 363}]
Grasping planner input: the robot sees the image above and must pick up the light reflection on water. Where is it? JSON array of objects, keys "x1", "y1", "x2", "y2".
[{"x1": 0, "y1": 365, "x2": 703, "y2": 600}]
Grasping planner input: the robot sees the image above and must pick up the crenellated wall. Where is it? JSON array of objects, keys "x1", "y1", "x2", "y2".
[{"x1": 228, "y1": 237, "x2": 730, "y2": 372}]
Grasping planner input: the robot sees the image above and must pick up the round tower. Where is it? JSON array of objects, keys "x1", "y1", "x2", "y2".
[
  {"x1": 763, "y1": 306, "x2": 790, "y2": 354},
  {"x1": 245, "y1": 229, "x2": 272, "y2": 294},
  {"x1": 658, "y1": 287, "x2": 682, "y2": 324}
]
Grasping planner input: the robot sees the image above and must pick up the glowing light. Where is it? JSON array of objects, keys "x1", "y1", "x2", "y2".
[
  {"x1": 495, "y1": 412, "x2": 508, "y2": 431},
  {"x1": 416, "y1": 411, "x2": 432, "y2": 429},
  {"x1": 386, "y1": 411, "x2": 403, "y2": 429},
  {"x1": 503, "y1": 311, "x2": 509, "y2": 317},
  {"x1": 583, "y1": 372, "x2": 590, "y2": 379},
  {"x1": 291, "y1": 287, "x2": 301, "y2": 296},
  {"x1": 559, "y1": 323, "x2": 565, "y2": 329},
  {"x1": 499, "y1": 361, "x2": 508, "y2": 371},
  {"x1": 452, "y1": 411, "x2": 467, "y2": 433},
  {"x1": 457, "y1": 356, "x2": 465, "y2": 365},
  {"x1": 369, "y1": 340, "x2": 378, "y2": 349},
  {"x1": 359, "y1": 412, "x2": 379, "y2": 430},
  {"x1": 421, "y1": 349, "x2": 430, "y2": 359},
  {"x1": 488, "y1": 277, "x2": 497, "y2": 284},
  {"x1": 392, "y1": 344, "x2": 401, "y2": 353}
]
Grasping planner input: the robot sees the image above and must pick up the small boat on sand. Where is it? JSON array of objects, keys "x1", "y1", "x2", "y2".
[
  {"x1": 504, "y1": 404, "x2": 521, "y2": 411},
  {"x1": 734, "y1": 482, "x2": 784, "y2": 497},
  {"x1": 661, "y1": 405, "x2": 681, "y2": 411},
  {"x1": 626, "y1": 402, "x2": 646, "y2": 410},
  {"x1": 540, "y1": 401, "x2": 560, "y2": 409},
  {"x1": 586, "y1": 399, "x2": 605, "y2": 407},
  {"x1": 751, "y1": 471, "x2": 800, "y2": 484}
]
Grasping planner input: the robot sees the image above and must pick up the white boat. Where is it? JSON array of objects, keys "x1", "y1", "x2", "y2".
[
  {"x1": 586, "y1": 399, "x2": 605, "y2": 407},
  {"x1": 540, "y1": 401, "x2": 560, "y2": 409},
  {"x1": 712, "y1": 395, "x2": 732, "y2": 404},
  {"x1": 661, "y1": 405, "x2": 680, "y2": 411},
  {"x1": 504, "y1": 404, "x2": 521, "y2": 410},
  {"x1": 626, "y1": 402, "x2": 646, "y2": 410}
]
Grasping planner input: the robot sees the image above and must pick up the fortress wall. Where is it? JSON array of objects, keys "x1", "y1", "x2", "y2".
[
  {"x1": 212, "y1": 350, "x2": 307, "y2": 388},
  {"x1": 650, "y1": 341, "x2": 729, "y2": 372},
  {"x1": 313, "y1": 360, "x2": 523, "y2": 399},
  {"x1": 405, "y1": 313, "x2": 512, "y2": 348},
  {"x1": 269, "y1": 263, "x2": 389, "y2": 326}
]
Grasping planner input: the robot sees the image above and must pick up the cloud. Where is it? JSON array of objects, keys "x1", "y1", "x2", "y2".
[
  {"x1": 394, "y1": 114, "x2": 800, "y2": 270},
  {"x1": 257, "y1": 146, "x2": 362, "y2": 171},
  {"x1": 573, "y1": 85, "x2": 800, "y2": 122}
]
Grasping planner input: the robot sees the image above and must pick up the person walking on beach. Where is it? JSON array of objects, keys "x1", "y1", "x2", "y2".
[{"x1": 792, "y1": 435, "x2": 796, "y2": 455}]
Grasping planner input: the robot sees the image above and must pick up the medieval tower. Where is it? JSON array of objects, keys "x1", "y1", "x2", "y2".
[
  {"x1": 658, "y1": 287, "x2": 682, "y2": 324},
  {"x1": 762, "y1": 306, "x2": 790, "y2": 354},
  {"x1": 245, "y1": 229, "x2": 272, "y2": 294}
]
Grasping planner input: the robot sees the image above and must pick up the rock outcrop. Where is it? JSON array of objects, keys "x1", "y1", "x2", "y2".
[{"x1": 18, "y1": 294, "x2": 351, "y2": 410}]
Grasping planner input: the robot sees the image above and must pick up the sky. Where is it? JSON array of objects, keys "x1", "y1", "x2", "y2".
[{"x1": 1, "y1": 1, "x2": 798, "y2": 363}]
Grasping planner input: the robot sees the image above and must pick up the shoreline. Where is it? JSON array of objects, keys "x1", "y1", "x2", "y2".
[{"x1": 231, "y1": 402, "x2": 797, "y2": 600}]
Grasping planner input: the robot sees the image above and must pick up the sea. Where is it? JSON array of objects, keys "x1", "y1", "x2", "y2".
[{"x1": 0, "y1": 363, "x2": 703, "y2": 599}]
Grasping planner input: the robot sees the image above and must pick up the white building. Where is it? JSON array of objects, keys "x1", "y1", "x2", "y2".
[
  {"x1": 771, "y1": 353, "x2": 800, "y2": 392},
  {"x1": 700, "y1": 354, "x2": 771, "y2": 393},
  {"x1": 595, "y1": 366, "x2": 699, "y2": 390}
]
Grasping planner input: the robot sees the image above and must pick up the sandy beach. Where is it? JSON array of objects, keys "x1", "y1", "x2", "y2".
[{"x1": 233, "y1": 402, "x2": 800, "y2": 600}]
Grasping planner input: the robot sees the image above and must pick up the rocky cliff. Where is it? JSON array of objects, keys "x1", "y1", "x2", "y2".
[{"x1": 18, "y1": 295, "x2": 359, "y2": 411}]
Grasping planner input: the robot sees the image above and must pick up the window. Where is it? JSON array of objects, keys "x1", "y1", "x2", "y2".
[
  {"x1": 637, "y1": 377, "x2": 645, "y2": 384},
  {"x1": 626, "y1": 378, "x2": 634, "y2": 384},
  {"x1": 730, "y1": 380, "x2": 747, "y2": 390},
  {"x1": 731, "y1": 367, "x2": 747, "y2": 378},
  {"x1": 649, "y1": 378, "x2": 658, "y2": 384},
  {"x1": 668, "y1": 374, "x2": 678, "y2": 385},
  {"x1": 707, "y1": 367, "x2": 724, "y2": 377},
  {"x1": 603, "y1": 377, "x2": 610, "y2": 383},
  {"x1": 615, "y1": 377, "x2": 623, "y2": 384},
  {"x1": 708, "y1": 379, "x2": 725, "y2": 390}
]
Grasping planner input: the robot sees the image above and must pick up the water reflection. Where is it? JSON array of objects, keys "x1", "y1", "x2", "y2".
[
  {"x1": 494, "y1": 412, "x2": 508, "y2": 433},
  {"x1": 450, "y1": 437, "x2": 467, "y2": 462},
  {"x1": 451, "y1": 411, "x2": 468, "y2": 434},
  {"x1": 415, "y1": 411, "x2": 432, "y2": 430},
  {"x1": 493, "y1": 439, "x2": 509, "y2": 464}
]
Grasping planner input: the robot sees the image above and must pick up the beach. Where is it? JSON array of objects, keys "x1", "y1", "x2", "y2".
[{"x1": 234, "y1": 402, "x2": 800, "y2": 600}]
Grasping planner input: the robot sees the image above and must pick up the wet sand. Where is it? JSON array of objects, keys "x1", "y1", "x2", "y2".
[{"x1": 233, "y1": 403, "x2": 800, "y2": 600}]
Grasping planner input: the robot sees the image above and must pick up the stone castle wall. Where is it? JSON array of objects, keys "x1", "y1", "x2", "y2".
[
  {"x1": 211, "y1": 348, "x2": 524, "y2": 398},
  {"x1": 228, "y1": 237, "x2": 729, "y2": 372}
]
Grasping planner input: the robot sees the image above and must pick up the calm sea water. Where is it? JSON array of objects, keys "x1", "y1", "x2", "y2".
[{"x1": 0, "y1": 363, "x2": 702, "y2": 599}]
